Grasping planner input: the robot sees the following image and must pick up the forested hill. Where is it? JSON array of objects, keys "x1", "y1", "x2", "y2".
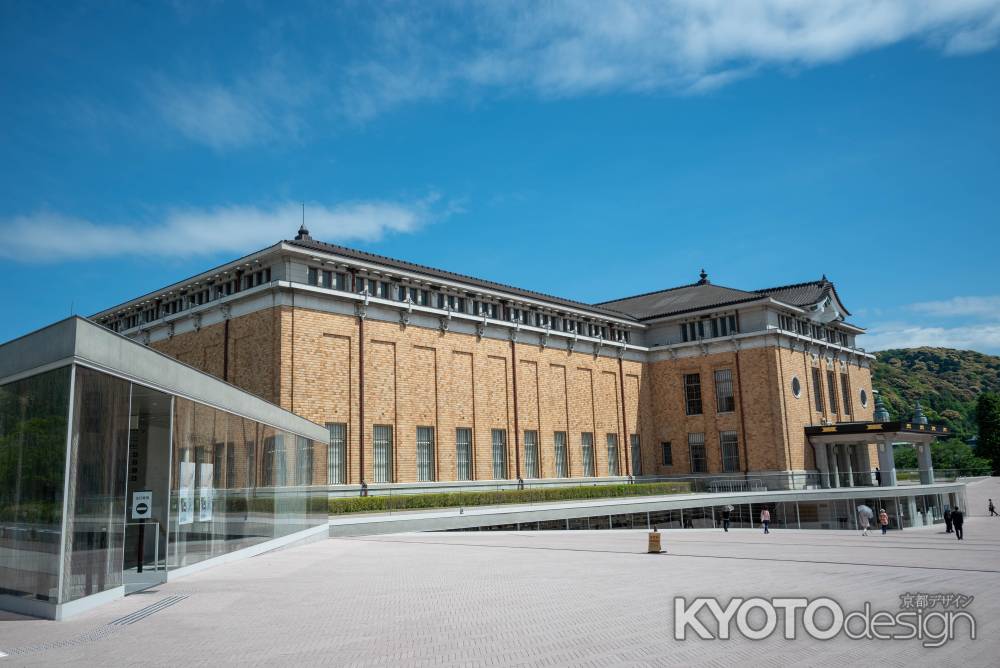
[{"x1": 873, "y1": 347, "x2": 1000, "y2": 440}]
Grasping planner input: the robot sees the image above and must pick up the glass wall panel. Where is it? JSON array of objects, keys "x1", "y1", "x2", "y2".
[
  {"x1": 649, "y1": 510, "x2": 682, "y2": 529},
  {"x1": 687, "y1": 506, "x2": 714, "y2": 528},
  {"x1": 0, "y1": 367, "x2": 71, "y2": 602},
  {"x1": 62, "y1": 366, "x2": 130, "y2": 603},
  {"x1": 169, "y1": 397, "x2": 324, "y2": 569}
]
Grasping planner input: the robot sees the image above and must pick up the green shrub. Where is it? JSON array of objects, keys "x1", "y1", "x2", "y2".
[{"x1": 329, "y1": 481, "x2": 691, "y2": 515}]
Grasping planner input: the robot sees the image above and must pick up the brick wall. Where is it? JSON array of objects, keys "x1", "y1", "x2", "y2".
[{"x1": 150, "y1": 304, "x2": 875, "y2": 484}]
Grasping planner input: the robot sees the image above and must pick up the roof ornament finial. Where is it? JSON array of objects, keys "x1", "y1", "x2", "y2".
[
  {"x1": 913, "y1": 401, "x2": 928, "y2": 425},
  {"x1": 873, "y1": 391, "x2": 890, "y2": 422},
  {"x1": 295, "y1": 201, "x2": 312, "y2": 241},
  {"x1": 697, "y1": 268, "x2": 710, "y2": 285}
]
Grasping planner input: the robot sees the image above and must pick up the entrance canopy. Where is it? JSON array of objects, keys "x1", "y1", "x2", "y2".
[{"x1": 805, "y1": 421, "x2": 950, "y2": 488}]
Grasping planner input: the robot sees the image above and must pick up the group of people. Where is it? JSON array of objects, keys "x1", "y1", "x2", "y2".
[
  {"x1": 943, "y1": 507, "x2": 966, "y2": 540},
  {"x1": 856, "y1": 508, "x2": 890, "y2": 536},
  {"x1": 719, "y1": 503, "x2": 976, "y2": 539}
]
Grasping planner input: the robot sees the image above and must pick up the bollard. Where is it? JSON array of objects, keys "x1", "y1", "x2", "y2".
[{"x1": 648, "y1": 526, "x2": 663, "y2": 554}]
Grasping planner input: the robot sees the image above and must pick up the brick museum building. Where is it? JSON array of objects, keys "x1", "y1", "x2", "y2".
[{"x1": 91, "y1": 225, "x2": 877, "y2": 488}]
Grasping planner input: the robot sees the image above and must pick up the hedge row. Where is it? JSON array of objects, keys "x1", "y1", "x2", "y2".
[{"x1": 328, "y1": 481, "x2": 692, "y2": 515}]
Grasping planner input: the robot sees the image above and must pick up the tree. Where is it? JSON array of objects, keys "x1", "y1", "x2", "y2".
[
  {"x1": 931, "y1": 439, "x2": 991, "y2": 475},
  {"x1": 977, "y1": 392, "x2": 1000, "y2": 475},
  {"x1": 893, "y1": 444, "x2": 917, "y2": 469},
  {"x1": 892, "y1": 439, "x2": 990, "y2": 475}
]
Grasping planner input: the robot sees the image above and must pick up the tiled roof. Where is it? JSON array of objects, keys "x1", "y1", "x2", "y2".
[
  {"x1": 287, "y1": 238, "x2": 639, "y2": 321},
  {"x1": 756, "y1": 278, "x2": 851, "y2": 316},
  {"x1": 595, "y1": 283, "x2": 760, "y2": 320},
  {"x1": 596, "y1": 277, "x2": 846, "y2": 321}
]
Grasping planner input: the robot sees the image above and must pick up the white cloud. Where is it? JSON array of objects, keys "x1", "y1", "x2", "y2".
[
  {"x1": 150, "y1": 1, "x2": 1000, "y2": 147},
  {"x1": 908, "y1": 295, "x2": 1000, "y2": 318},
  {"x1": 155, "y1": 84, "x2": 277, "y2": 150},
  {"x1": 459, "y1": 0, "x2": 1000, "y2": 95},
  {"x1": 0, "y1": 197, "x2": 444, "y2": 262},
  {"x1": 863, "y1": 322, "x2": 1000, "y2": 354}
]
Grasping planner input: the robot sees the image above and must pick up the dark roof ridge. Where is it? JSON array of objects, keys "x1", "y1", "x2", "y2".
[{"x1": 753, "y1": 277, "x2": 826, "y2": 294}]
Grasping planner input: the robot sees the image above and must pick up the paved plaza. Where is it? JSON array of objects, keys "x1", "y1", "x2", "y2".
[{"x1": 2, "y1": 478, "x2": 999, "y2": 666}]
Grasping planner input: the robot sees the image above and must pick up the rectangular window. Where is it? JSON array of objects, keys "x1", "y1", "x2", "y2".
[
  {"x1": 661, "y1": 441, "x2": 673, "y2": 466},
  {"x1": 714, "y1": 368, "x2": 735, "y2": 413},
  {"x1": 688, "y1": 433, "x2": 707, "y2": 473},
  {"x1": 606, "y1": 433, "x2": 620, "y2": 476},
  {"x1": 554, "y1": 431, "x2": 568, "y2": 478},
  {"x1": 812, "y1": 367, "x2": 824, "y2": 413},
  {"x1": 524, "y1": 430, "x2": 539, "y2": 478},
  {"x1": 491, "y1": 429, "x2": 508, "y2": 479},
  {"x1": 327, "y1": 423, "x2": 346, "y2": 484},
  {"x1": 720, "y1": 431, "x2": 740, "y2": 472},
  {"x1": 416, "y1": 426, "x2": 435, "y2": 482},
  {"x1": 373, "y1": 425, "x2": 393, "y2": 483},
  {"x1": 827, "y1": 369, "x2": 839, "y2": 414},
  {"x1": 455, "y1": 428, "x2": 473, "y2": 481},
  {"x1": 581, "y1": 432, "x2": 595, "y2": 476},
  {"x1": 684, "y1": 373, "x2": 703, "y2": 415},
  {"x1": 840, "y1": 373, "x2": 853, "y2": 416},
  {"x1": 307, "y1": 267, "x2": 318, "y2": 286},
  {"x1": 630, "y1": 434, "x2": 641, "y2": 475}
]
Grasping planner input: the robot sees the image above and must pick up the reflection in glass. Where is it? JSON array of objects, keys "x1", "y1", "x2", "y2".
[
  {"x1": 62, "y1": 367, "x2": 131, "y2": 603},
  {"x1": 170, "y1": 398, "x2": 324, "y2": 569},
  {"x1": 0, "y1": 367, "x2": 71, "y2": 602}
]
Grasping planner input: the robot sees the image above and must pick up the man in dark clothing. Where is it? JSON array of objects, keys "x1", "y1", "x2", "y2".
[
  {"x1": 989, "y1": 499, "x2": 998, "y2": 517},
  {"x1": 875, "y1": 467, "x2": 882, "y2": 486},
  {"x1": 721, "y1": 508, "x2": 731, "y2": 532},
  {"x1": 951, "y1": 508, "x2": 965, "y2": 540},
  {"x1": 944, "y1": 508, "x2": 953, "y2": 533}
]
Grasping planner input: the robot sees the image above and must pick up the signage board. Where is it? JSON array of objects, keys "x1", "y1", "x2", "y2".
[{"x1": 131, "y1": 490, "x2": 152, "y2": 520}]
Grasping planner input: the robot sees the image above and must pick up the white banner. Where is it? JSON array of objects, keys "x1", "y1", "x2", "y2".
[
  {"x1": 178, "y1": 461, "x2": 195, "y2": 526},
  {"x1": 198, "y1": 463, "x2": 214, "y2": 522}
]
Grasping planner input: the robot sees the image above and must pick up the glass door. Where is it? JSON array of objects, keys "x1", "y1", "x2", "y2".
[{"x1": 123, "y1": 386, "x2": 172, "y2": 594}]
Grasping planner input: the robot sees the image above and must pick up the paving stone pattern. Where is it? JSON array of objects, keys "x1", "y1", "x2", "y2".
[{"x1": 2, "y1": 479, "x2": 999, "y2": 666}]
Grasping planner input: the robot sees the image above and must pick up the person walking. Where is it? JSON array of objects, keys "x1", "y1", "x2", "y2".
[
  {"x1": 879, "y1": 508, "x2": 889, "y2": 535},
  {"x1": 859, "y1": 509, "x2": 871, "y2": 536},
  {"x1": 989, "y1": 499, "x2": 998, "y2": 517},
  {"x1": 952, "y1": 507, "x2": 965, "y2": 540},
  {"x1": 944, "y1": 507, "x2": 953, "y2": 533},
  {"x1": 721, "y1": 506, "x2": 732, "y2": 532},
  {"x1": 760, "y1": 507, "x2": 771, "y2": 534}
]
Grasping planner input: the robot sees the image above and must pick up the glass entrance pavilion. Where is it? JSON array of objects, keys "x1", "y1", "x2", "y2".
[{"x1": 0, "y1": 318, "x2": 330, "y2": 620}]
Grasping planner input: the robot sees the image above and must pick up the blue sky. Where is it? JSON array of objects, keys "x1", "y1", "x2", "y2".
[{"x1": 1, "y1": 1, "x2": 999, "y2": 353}]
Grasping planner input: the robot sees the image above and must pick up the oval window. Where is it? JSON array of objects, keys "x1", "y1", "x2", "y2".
[
  {"x1": 860, "y1": 388, "x2": 868, "y2": 408},
  {"x1": 791, "y1": 376, "x2": 802, "y2": 398}
]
